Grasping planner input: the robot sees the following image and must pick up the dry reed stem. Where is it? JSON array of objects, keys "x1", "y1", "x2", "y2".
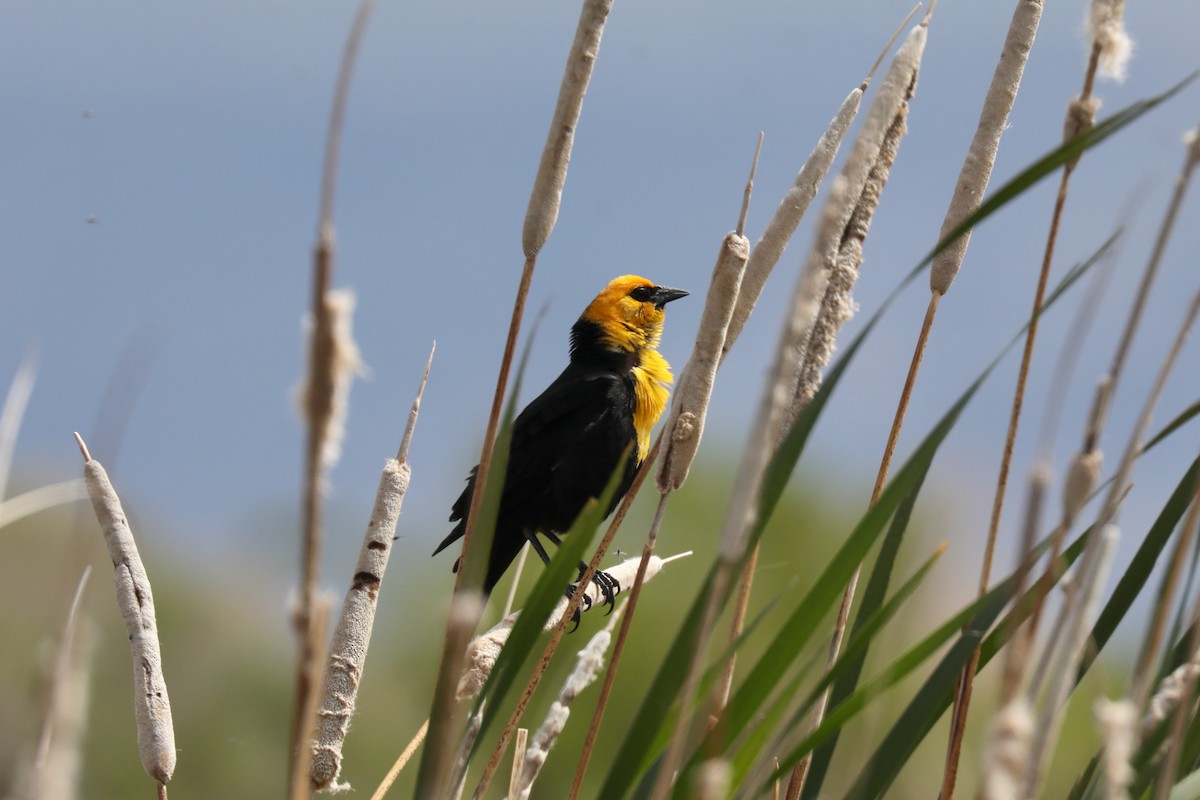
[
  {"x1": 1026, "y1": 288, "x2": 1200, "y2": 792},
  {"x1": 310, "y1": 348, "x2": 432, "y2": 790},
  {"x1": 75, "y1": 433, "x2": 175, "y2": 786},
  {"x1": 522, "y1": 0, "x2": 612, "y2": 257},
  {"x1": 0, "y1": 349, "x2": 37, "y2": 500},
  {"x1": 1023, "y1": 525, "x2": 1118, "y2": 797},
  {"x1": 292, "y1": 1, "x2": 375, "y2": 784},
  {"x1": 942, "y1": 39, "x2": 1105, "y2": 799},
  {"x1": 515, "y1": 607, "x2": 621, "y2": 799},
  {"x1": 1154, "y1": 503, "x2": 1200, "y2": 799},
  {"x1": 420, "y1": 592, "x2": 485, "y2": 800},
  {"x1": 472, "y1": 433, "x2": 663, "y2": 800},
  {"x1": 369, "y1": 719, "x2": 428, "y2": 800},
  {"x1": 449, "y1": 703, "x2": 485, "y2": 800},
  {"x1": 0, "y1": 480, "x2": 89, "y2": 530},
  {"x1": 930, "y1": 0, "x2": 1042, "y2": 296},
  {"x1": 21, "y1": 567, "x2": 93, "y2": 800},
  {"x1": 509, "y1": 728, "x2": 528, "y2": 800},
  {"x1": 291, "y1": 595, "x2": 333, "y2": 800},
  {"x1": 502, "y1": 544, "x2": 530, "y2": 618},
  {"x1": 998, "y1": 461, "x2": 1049, "y2": 703}
]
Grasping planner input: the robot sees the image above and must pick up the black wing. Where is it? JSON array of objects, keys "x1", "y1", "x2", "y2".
[{"x1": 433, "y1": 362, "x2": 638, "y2": 593}]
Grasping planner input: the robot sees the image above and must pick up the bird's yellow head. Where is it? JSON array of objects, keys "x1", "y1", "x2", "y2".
[{"x1": 580, "y1": 275, "x2": 689, "y2": 353}]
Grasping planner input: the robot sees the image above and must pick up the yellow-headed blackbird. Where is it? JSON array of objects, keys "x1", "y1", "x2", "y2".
[{"x1": 433, "y1": 275, "x2": 688, "y2": 601}]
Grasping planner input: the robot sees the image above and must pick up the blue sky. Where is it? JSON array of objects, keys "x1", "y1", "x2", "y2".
[{"x1": 3, "y1": 0, "x2": 1199, "y2": 603}]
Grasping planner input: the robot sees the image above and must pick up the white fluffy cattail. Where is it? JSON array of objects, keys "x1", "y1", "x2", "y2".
[
  {"x1": 1087, "y1": 0, "x2": 1133, "y2": 82},
  {"x1": 298, "y1": 288, "x2": 366, "y2": 470},
  {"x1": 980, "y1": 699, "x2": 1034, "y2": 800},
  {"x1": 456, "y1": 553, "x2": 687, "y2": 700},
  {"x1": 1143, "y1": 660, "x2": 1200, "y2": 734}
]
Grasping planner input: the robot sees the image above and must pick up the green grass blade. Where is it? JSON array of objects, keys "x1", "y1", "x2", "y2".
[
  {"x1": 836, "y1": 527, "x2": 1093, "y2": 800},
  {"x1": 800, "y1": 467, "x2": 931, "y2": 799},
  {"x1": 1075, "y1": 454, "x2": 1200, "y2": 683}
]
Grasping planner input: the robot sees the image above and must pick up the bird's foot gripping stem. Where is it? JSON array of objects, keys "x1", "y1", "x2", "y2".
[{"x1": 564, "y1": 562, "x2": 622, "y2": 630}]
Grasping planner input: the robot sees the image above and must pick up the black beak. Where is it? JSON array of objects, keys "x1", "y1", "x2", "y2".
[{"x1": 651, "y1": 286, "x2": 689, "y2": 309}]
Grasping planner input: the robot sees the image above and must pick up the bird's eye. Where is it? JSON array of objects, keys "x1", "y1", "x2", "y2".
[{"x1": 629, "y1": 286, "x2": 654, "y2": 302}]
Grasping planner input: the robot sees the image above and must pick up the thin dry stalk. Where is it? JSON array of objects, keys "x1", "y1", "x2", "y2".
[
  {"x1": 310, "y1": 348, "x2": 432, "y2": 790},
  {"x1": 509, "y1": 728, "x2": 528, "y2": 800},
  {"x1": 0, "y1": 480, "x2": 89, "y2": 530},
  {"x1": 449, "y1": 704, "x2": 485, "y2": 800},
  {"x1": 943, "y1": 34, "x2": 1106, "y2": 799},
  {"x1": 999, "y1": 462, "x2": 1050, "y2": 703},
  {"x1": 369, "y1": 719, "x2": 428, "y2": 800},
  {"x1": 1154, "y1": 497, "x2": 1200, "y2": 799},
  {"x1": 502, "y1": 544, "x2": 530, "y2": 618},
  {"x1": 0, "y1": 350, "x2": 37, "y2": 499},
  {"x1": 290, "y1": 596, "x2": 332, "y2": 800},
  {"x1": 419, "y1": 592, "x2": 485, "y2": 800},
  {"x1": 22, "y1": 567, "x2": 93, "y2": 800},
  {"x1": 75, "y1": 433, "x2": 175, "y2": 787},
  {"x1": 292, "y1": 1, "x2": 375, "y2": 785},
  {"x1": 1023, "y1": 525, "x2": 1118, "y2": 797}
]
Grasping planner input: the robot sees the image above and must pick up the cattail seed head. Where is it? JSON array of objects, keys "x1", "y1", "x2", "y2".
[{"x1": 1087, "y1": 0, "x2": 1133, "y2": 82}]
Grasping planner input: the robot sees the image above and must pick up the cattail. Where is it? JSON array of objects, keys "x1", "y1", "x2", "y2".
[
  {"x1": 980, "y1": 699, "x2": 1033, "y2": 800},
  {"x1": 522, "y1": 0, "x2": 613, "y2": 258},
  {"x1": 298, "y1": 288, "x2": 365, "y2": 471},
  {"x1": 658, "y1": 232, "x2": 748, "y2": 493},
  {"x1": 1094, "y1": 697, "x2": 1136, "y2": 800},
  {"x1": 1143, "y1": 660, "x2": 1200, "y2": 734},
  {"x1": 310, "y1": 347, "x2": 430, "y2": 790},
  {"x1": 456, "y1": 553, "x2": 688, "y2": 700},
  {"x1": 722, "y1": 87, "x2": 864, "y2": 358},
  {"x1": 75, "y1": 434, "x2": 175, "y2": 787},
  {"x1": 693, "y1": 759, "x2": 731, "y2": 800},
  {"x1": 1087, "y1": 0, "x2": 1133, "y2": 82},
  {"x1": 516, "y1": 610, "x2": 620, "y2": 798},
  {"x1": 787, "y1": 18, "x2": 926, "y2": 418},
  {"x1": 1063, "y1": 449, "x2": 1102, "y2": 527},
  {"x1": 930, "y1": 0, "x2": 1042, "y2": 295}
]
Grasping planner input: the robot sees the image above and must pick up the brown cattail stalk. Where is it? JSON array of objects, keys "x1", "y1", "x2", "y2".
[
  {"x1": 369, "y1": 720, "x2": 429, "y2": 800},
  {"x1": 310, "y1": 347, "x2": 432, "y2": 790},
  {"x1": 943, "y1": 8, "x2": 1110, "y2": 792},
  {"x1": 292, "y1": 2, "x2": 375, "y2": 789},
  {"x1": 75, "y1": 433, "x2": 175, "y2": 790}
]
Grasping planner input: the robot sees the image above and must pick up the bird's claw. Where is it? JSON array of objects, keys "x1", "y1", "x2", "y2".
[{"x1": 564, "y1": 566, "x2": 622, "y2": 630}]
